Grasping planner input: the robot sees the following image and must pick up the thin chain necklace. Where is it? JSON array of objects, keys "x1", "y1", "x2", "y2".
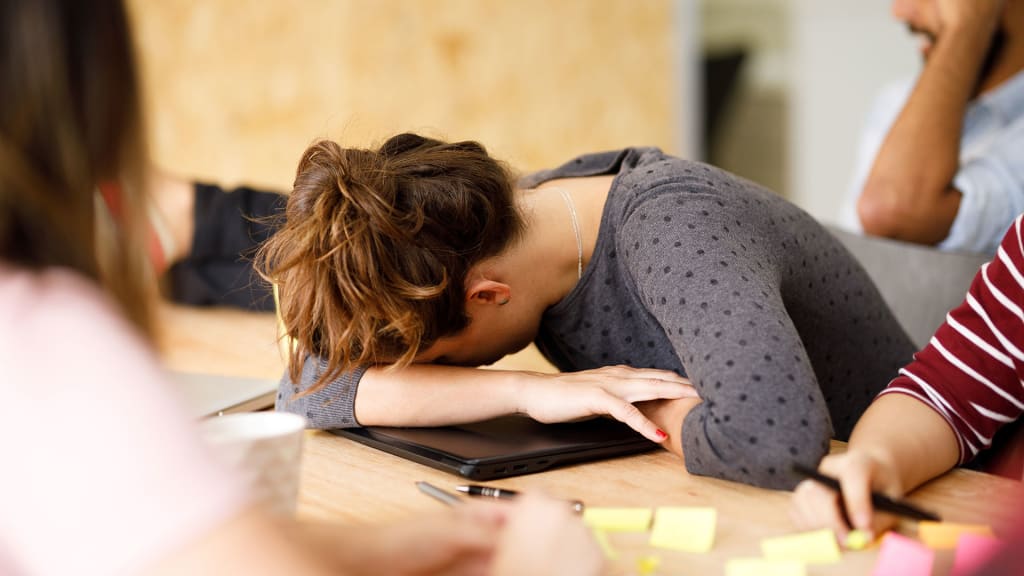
[{"x1": 555, "y1": 188, "x2": 583, "y2": 280}]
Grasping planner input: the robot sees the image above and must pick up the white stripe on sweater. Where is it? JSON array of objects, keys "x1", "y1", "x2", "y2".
[
  {"x1": 997, "y1": 245, "x2": 1024, "y2": 293},
  {"x1": 931, "y1": 337, "x2": 1024, "y2": 412},
  {"x1": 982, "y1": 263, "x2": 1024, "y2": 323},
  {"x1": 946, "y1": 313, "x2": 1013, "y2": 368},
  {"x1": 966, "y1": 293, "x2": 1024, "y2": 362},
  {"x1": 971, "y1": 401, "x2": 1017, "y2": 423}
]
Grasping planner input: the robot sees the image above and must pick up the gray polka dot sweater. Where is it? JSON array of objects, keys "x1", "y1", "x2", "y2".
[
  {"x1": 279, "y1": 147, "x2": 915, "y2": 490},
  {"x1": 522, "y1": 148, "x2": 915, "y2": 489}
]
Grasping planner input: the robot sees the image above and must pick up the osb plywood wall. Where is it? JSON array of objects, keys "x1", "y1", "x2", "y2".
[{"x1": 128, "y1": 0, "x2": 682, "y2": 191}]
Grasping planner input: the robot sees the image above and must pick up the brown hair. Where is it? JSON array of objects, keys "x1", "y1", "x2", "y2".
[
  {"x1": 257, "y1": 133, "x2": 524, "y2": 391},
  {"x1": 0, "y1": 0, "x2": 152, "y2": 335}
]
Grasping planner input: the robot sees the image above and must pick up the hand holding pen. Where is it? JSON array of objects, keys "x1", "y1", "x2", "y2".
[
  {"x1": 790, "y1": 453, "x2": 940, "y2": 546},
  {"x1": 793, "y1": 463, "x2": 939, "y2": 521}
]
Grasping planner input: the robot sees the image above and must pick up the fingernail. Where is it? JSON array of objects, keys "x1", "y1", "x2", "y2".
[{"x1": 655, "y1": 429, "x2": 668, "y2": 440}]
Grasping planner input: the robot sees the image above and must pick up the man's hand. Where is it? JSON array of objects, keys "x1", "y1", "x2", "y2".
[
  {"x1": 936, "y1": 0, "x2": 1005, "y2": 34},
  {"x1": 516, "y1": 365, "x2": 697, "y2": 443}
]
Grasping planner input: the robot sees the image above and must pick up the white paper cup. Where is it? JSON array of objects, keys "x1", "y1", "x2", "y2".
[{"x1": 200, "y1": 412, "x2": 307, "y2": 516}]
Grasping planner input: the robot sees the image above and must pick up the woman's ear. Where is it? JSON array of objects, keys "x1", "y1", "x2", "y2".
[{"x1": 466, "y1": 278, "x2": 512, "y2": 307}]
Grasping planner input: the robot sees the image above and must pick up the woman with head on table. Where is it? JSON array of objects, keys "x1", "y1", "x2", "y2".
[{"x1": 262, "y1": 132, "x2": 916, "y2": 490}]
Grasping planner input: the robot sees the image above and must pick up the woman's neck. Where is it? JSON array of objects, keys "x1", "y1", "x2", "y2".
[{"x1": 502, "y1": 176, "x2": 615, "y2": 309}]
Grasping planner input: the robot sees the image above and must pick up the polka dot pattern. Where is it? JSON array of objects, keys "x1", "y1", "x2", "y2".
[
  {"x1": 534, "y1": 148, "x2": 916, "y2": 490},
  {"x1": 287, "y1": 147, "x2": 917, "y2": 492}
]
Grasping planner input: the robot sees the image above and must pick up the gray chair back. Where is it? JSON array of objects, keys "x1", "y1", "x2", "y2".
[{"x1": 828, "y1": 226, "x2": 992, "y2": 349}]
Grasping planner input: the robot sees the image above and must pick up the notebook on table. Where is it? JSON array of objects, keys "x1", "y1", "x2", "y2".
[
  {"x1": 171, "y1": 370, "x2": 278, "y2": 417},
  {"x1": 330, "y1": 415, "x2": 658, "y2": 480}
]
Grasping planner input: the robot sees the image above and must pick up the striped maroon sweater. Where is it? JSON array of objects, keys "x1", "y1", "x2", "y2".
[{"x1": 881, "y1": 215, "x2": 1024, "y2": 464}]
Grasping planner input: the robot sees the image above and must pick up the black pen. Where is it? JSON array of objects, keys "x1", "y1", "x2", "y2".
[
  {"x1": 792, "y1": 463, "x2": 941, "y2": 522},
  {"x1": 417, "y1": 481, "x2": 462, "y2": 507},
  {"x1": 455, "y1": 484, "x2": 585, "y2": 514}
]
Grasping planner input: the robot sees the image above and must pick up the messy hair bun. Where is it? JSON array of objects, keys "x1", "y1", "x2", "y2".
[{"x1": 257, "y1": 133, "x2": 523, "y2": 391}]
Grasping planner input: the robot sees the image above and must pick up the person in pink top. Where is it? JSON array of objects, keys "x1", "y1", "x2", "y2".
[
  {"x1": 791, "y1": 213, "x2": 1024, "y2": 547},
  {"x1": 0, "y1": 1, "x2": 604, "y2": 574}
]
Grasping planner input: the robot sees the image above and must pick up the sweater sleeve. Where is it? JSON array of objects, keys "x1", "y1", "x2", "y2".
[
  {"x1": 881, "y1": 214, "x2": 1024, "y2": 464},
  {"x1": 620, "y1": 191, "x2": 831, "y2": 489},
  {"x1": 275, "y1": 356, "x2": 368, "y2": 429}
]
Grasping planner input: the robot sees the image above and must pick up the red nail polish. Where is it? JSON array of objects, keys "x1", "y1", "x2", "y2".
[{"x1": 656, "y1": 429, "x2": 668, "y2": 440}]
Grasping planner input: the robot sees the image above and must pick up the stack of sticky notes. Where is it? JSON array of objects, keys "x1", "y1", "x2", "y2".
[
  {"x1": 871, "y1": 532, "x2": 934, "y2": 576},
  {"x1": 868, "y1": 522, "x2": 1002, "y2": 576},
  {"x1": 582, "y1": 506, "x2": 718, "y2": 552},
  {"x1": 724, "y1": 528, "x2": 842, "y2": 576},
  {"x1": 649, "y1": 507, "x2": 718, "y2": 553},
  {"x1": 760, "y1": 528, "x2": 842, "y2": 564},
  {"x1": 582, "y1": 506, "x2": 719, "y2": 548},
  {"x1": 950, "y1": 533, "x2": 1004, "y2": 576},
  {"x1": 581, "y1": 506, "x2": 718, "y2": 566},
  {"x1": 917, "y1": 521, "x2": 993, "y2": 549},
  {"x1": 581, "y1": 508, "x2": 1007, "y2": 574},
  {"x1": 582, "y1": 507, "x2": 653, "y2": 533}
]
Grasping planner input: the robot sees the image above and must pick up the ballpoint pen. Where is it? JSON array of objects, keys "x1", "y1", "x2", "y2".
[
  {"x1": 455, "y1": 484, "x2": 585, "y2": 514},
  {"x1": 416, "y1": 481, "x2": 462, "y2": 507},
  {"x1": 792, "y1": 463, "x2": 941, "y2": 522}
]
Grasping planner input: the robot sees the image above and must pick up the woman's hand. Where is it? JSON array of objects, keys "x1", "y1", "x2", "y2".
[
  {"x1": 321, "y1": 495, "x2": 603, "y2": 576},
  {"x1": 789, "y1": 449, "x2": 903, "y2": 544},
  {"x1": 490, "y1": 493, "x2": 605, "y2": 576},
  {"x1": 318, "y1": 502, "x2": 505, "y2": 576},
  {"x1": 516, "y1": 365, "x2": 698, "y2": 442}
]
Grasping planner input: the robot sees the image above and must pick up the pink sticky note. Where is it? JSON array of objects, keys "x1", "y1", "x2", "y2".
[
  {"x1": 951, "y1": 533, "x2": 1004, "y2": 576},
  {"x1": 871, "y1": 533, "x2": 934, "y2": 576}
]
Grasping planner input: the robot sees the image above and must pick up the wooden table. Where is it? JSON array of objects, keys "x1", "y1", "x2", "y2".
[{"x1": 160, "y1": 303, "x2": 1023, "y2": 575}]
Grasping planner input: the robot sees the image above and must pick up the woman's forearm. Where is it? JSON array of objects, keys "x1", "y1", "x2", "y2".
[
  {"x1": 354, "y1": 364, "x2": 528, "y2": 426},
  {"x1": 847, "y1": 394, "x2": 960, "y2": 495}
]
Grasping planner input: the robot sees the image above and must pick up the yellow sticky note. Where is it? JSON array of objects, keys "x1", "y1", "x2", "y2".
[
  {"x1": 582, "y1": 507, "x2": 653, "y2": 532},
  {"x1": 845, "y1": 529, "x2": 873, "y2": 550},
  {"x1": 590, "y1": 528, "x2": 618, "y2": 560},
  {"x1": 918, "y1": 522, "x2": 994, "y2": 549},
  {"x1": 648, "y1": 507, "x2": 717, "y2": 552},
  {"x1": 761, "y1": 529, "x2": 841, "y2": 564},
  {"x1": 725, "y1": 558, "x2": 806, "y2": 576},
  {"x1": 636, "y1": 555, "x2": 661, "y2": 575}
]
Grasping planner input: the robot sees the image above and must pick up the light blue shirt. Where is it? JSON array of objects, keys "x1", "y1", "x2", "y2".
[{"x1": 840, "y1": 69, "x2": 1024, "y2": 255}]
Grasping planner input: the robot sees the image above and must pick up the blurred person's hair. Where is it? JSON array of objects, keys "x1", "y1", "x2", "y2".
[
  {"x1": 257, "y1": 133, "x2": 524, "y2": 391},
  {"x1": 0, "y1": 0, "x2": 152, "y2": 334}
]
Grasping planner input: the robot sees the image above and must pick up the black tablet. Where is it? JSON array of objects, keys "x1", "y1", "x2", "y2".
[{"x1": 330, "y1": 416, "x2": 657, "y2": 480}]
